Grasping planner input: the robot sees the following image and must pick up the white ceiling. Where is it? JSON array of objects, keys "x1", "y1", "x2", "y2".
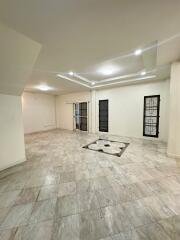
[{"x1": 0, "y1": 0, "x2": 180, "y2": 95}]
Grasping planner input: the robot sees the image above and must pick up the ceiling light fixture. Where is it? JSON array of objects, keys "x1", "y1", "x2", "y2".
[
  {"x1": 68, "y1": 71, "x2": 74, "y2": 76},
  {"x1": 97, "y1": 65, "x2": 119, "y2": 76},
  {"x1": 134, "y1": 49, "x2": 142, "y2": 56},
  {"x1": 91, "y1": 81, "x2": 96, "y2": 85},
  {"x1": 36, "y1": 85, "x2": 52, "y2": 91},
  {"x1": 141, "y1": 71, "x2": 146, "y2": 76}
]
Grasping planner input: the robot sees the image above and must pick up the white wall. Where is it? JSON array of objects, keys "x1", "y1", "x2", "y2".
[
  {"x1": 56, "y1": 91, "x2": 91, "y2": 131},
  {"x1": 96, "y1": 80, "x2": 169, "y2": 142},
  {"x1": 0, "y1": 94, "x2": 25, "y2": 170},
  {"x1": 0, "y1": 22, "x2": 41, "y2": 170},
  {"x1": 0, "y1": 22, "x2": 41, "y2": 95},
  {"x1": 55, "y1": 81, "x2": 169, "y2": 142},
  {"x1": 168, "y1": 62, "x2": 180, "y2": 158},
  {"x1": 22, "y1": 92, "x2": 56, "y2": 134}
]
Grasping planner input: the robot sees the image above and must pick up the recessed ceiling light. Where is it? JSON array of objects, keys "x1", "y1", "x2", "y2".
[
  {"x1": 134, "y1": 49, "x2": 142, "y2": 56},
  {"x1": 97, "y1": 65, "x2": 119, "y2": 76},
  {"x1": 36, "y1": 85, "x2": 52, "y2": 91},
  {"x1": 69, "y1": 71, "x2": 74, "y2": 76},
  {"x1": 91, "y1": 81, "x2": 96, "y2": 85},
  {"x1": 141, "y1": 71, "x2": 146, "y2": 76}
]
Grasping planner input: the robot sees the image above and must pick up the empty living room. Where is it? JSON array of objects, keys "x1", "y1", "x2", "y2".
[{"x1": 0, "y1": 0, "x2": 180, "y2": 239}]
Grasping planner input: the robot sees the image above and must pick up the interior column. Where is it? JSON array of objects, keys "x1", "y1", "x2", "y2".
[
  {"x1": 167, "y1": 62, "x2": 180, "y2": 158},
  {"x1": 91, "y1": 90, "x2": 97, "y2": 133}
]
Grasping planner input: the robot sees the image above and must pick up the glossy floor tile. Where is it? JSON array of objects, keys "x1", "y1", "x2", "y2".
[
  {"x1": 0, "y1": 190, "x2": 20, "y2": 208},
  {"x1": 29, "y1": 198, "x2": 57, "y2": 223},
  {"x1": 16, "y1": 220, "x2": 53, "y2": 240},
  {"x1": 0, "y1": 203, "x2": 33, "y2": 230},
  {"x1": 52, "y1": 215, "x2": 80, "y2": 240},
  {"x1": 0, "y1": 129, "x2": 180, "y2": 239},
  {"x1": 15, "y1": 187, "x2": 40, "y2": 205},
  {"x1": 79, "y1": 210, "x2": 111, "y2": 240}
]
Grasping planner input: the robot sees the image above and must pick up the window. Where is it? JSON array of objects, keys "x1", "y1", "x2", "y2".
[
  {"x1": 143, "y1": 95, "x2": 160, "y2": 138},
  {"x1": 99, "y1": 100, "x2": 108, "y2": 132}
]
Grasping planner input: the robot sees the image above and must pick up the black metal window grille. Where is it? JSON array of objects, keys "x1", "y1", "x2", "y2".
[
  {"x1": 99, "y1": 100, "x2": 108, "y2": 132},
  {"x1": 143, "y1": 95, "x2": 160, "y2": 138}
]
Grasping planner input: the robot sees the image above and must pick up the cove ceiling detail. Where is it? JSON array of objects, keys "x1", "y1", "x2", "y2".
[
  {"x1": 56, "y1": 41, "x2": 171, "y2": 89},
  {"x1": 0, "y1": 0, "x2": 180, "y2": 94}
]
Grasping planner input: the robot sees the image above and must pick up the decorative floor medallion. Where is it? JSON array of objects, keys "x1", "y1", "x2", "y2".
[{"x1": 83, "y1": 138, "x2": 129, "y2": 157}]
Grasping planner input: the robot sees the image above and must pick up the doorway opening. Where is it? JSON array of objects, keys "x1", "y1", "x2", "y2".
[{"x1": 73, "y1": 102, "x2": 89, "y2": 132}]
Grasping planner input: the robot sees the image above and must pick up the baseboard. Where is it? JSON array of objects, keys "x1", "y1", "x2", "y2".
[
  {"x1": 0, "y1": 158, "x2": 26, "y2": 172},
  {"x1": 97, "y1": 131, "x2": 166, "y2": 143},
  {"x1": 24, "y1": 127, "x2": 57, "y2": 135},
  {"x1": 167, "y1": 152, "x2": 180, "y2": 159}
]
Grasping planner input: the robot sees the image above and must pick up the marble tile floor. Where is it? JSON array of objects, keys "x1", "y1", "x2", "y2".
[{"x1": 0, "y1": 129, "x2": 180, "y2": 239}]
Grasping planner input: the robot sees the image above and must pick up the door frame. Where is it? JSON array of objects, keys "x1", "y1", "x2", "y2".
[{"x1": 73, "y1": 101, "x2": 89, "y2": 132}]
